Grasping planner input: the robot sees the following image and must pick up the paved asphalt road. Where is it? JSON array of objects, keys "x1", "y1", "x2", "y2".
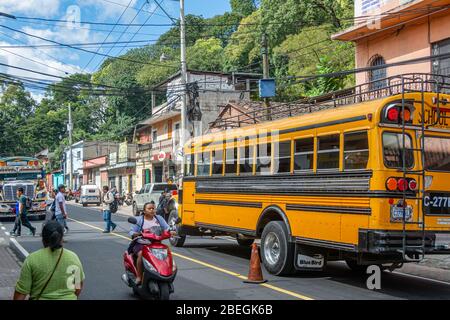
[{"x1": 4, "y1": 204, "x2": 450, "y2": 300}]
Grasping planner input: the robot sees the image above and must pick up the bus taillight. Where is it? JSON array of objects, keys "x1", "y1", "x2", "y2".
[
  {"x1": 386, "y1": 177, "x2": 398, "y2": 191},
  {"x1": 397, "y1": 178, "x2": 408, "y2": 191},
  {"x1": 408, "y1": 179, "x2": 417, "y2": 191}
]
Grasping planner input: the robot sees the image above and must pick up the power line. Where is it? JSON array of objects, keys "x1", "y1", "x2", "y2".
[
  {"x1": 91, "y1": 0, "x2": 158, "y2": 71},
  {"x1": 0, "y1": 30, "x2": 78, "y2": 75},
  {"x1": 7, "y1": 4, "x2": 449, "y2": 27},
  {"x1": 81, "y1": 0, "x2": 135, "y2": 71},
  {"x1": 114, "y1": 0, "x2": 166, "y2": 57},
  {"x1": 0, "y1": 24, "x2": 178, "y2": 69}
]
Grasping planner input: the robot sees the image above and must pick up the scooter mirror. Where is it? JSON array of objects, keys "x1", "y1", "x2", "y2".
[{"x1": 128, "y1": 217, "x2": 137, "y2": 225}]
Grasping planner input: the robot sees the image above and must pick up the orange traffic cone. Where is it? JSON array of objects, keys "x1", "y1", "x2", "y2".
[{"x1": 243, "y1": 243, "x2": 267, "y2": 284}]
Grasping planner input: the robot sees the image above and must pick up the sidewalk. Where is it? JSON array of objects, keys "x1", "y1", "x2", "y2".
[{"x1": 0, "y1": 224, "x2": 21, "y2": 300}]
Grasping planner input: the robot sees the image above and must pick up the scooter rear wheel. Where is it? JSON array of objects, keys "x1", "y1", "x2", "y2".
[{"x1": 158, "y1": 282, "x2": 170, "y2": 300}]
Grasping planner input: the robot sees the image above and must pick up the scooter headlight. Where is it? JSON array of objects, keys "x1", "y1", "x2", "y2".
[
  {"x1": 151, "y1": 248, "x2": 168, "y2": 261},
  {"x1": 142, "y1": 257, "x2": 157, "y2": 272}
]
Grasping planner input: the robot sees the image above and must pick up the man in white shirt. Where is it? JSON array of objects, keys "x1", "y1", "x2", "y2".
[{"x1": 55, "y1": 184, "x2": 68, "y2": 231}]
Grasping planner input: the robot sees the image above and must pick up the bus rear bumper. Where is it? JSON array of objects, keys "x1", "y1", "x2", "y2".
[{"x1": 358, "y1": 229, "x2": 450, "y2": 254}]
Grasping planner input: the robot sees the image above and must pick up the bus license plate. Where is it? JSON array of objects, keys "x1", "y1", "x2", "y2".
[
  {"x1": 424, "y1": 193, "x2": 450, "y2": 215},
  {"x1": 391, "y1": 206, "x2": 412, "y2": 221}
]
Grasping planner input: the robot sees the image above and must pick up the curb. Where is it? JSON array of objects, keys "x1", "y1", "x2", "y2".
[{"x1": 9, "y1": 237, "x2": 29, "y2": 262}]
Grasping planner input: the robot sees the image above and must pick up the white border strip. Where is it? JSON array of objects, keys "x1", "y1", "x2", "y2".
[{"x1": 9, "y1": 237, "x2": 29, "y2": 261}]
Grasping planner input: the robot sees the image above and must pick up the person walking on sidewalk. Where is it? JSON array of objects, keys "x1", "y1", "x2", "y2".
[
  {"x1": 102, "y1": 186, "x2": 117, "y2": 233},
  {"x1": 10, "y1": 187, "x2": 36, "y2": 237},
  {"x1": 13, "y1": 221, "x2": 85, "y2": 300},
  {"x1": 54, "y1": 185, "x2": 69, "y2": 232}
]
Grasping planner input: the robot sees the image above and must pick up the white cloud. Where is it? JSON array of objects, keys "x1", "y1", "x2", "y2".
[
  {"x1": 0, "y1": 40, "x2": 83, "y2": 84},
  {"x1": 76, "y1": 0, "x2": 139, "y2": 20},
  {"x1": 30, "y1": 91, "x2": 46, "y2": 103},
  {"x1": 0, "y1": 0, "x2": 61, "y2": 18}
]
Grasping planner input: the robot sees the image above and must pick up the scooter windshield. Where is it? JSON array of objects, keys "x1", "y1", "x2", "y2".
[{"x1": 145, "y1": 226, "x2": 162, "y2": 236}]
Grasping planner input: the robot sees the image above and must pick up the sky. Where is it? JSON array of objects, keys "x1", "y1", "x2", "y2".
[{"x1": 0, "y1": 0, "x2": 232, "y2": 101}]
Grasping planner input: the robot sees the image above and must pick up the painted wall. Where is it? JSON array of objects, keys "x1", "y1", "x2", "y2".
[{"x1": 354, "y1": 12, "x2": 450, "y2": 85}]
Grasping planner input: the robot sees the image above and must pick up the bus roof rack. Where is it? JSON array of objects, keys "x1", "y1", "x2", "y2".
[{"x1": 210, "y1": 73, "x2": 450, "y2": 130}]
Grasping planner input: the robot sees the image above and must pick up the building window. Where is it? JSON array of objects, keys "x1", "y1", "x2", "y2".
[
  {"x1": 368, "y1": 55, "x2": 387, "y2": 90},
  {"x1": 432, "y1": 38, "x2": 450, "y2": 91},
  {"x1": 152, "y1": 130, "x2": 157, "y2": 142},
  {"x1": 76, "y1": 151, "x2": 81, "y2": 159}
]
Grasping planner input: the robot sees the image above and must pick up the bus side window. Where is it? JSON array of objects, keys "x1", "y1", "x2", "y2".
[
  {"x1": 344, "y1": 131, "x2": 369, "y2": 170},
  {"x1": 225, "y1": 147, "x2": 238, "y2": 175},
  {"x1": 294, "y1": 138, "x2": 314, "y2": 171},
  {"x1": 274, "y1": 140, "x2": 291, "y2": 174},
  {"x1": 184, "y1": 154, "x2": 195, "y2": 176},
  {"x1": 197, "y1": 151, "x2": 211, "y2": 176},
  {"x1": 212, "y1": 149, "x2": 224, "y2": 175},
  {"x1": 256, "y1": 143, "x2": 272, "y2": 175},
  {"x1": 317, "y1": 135, "x2": 340, "y2": 170},
  {"x1": 239, "y1": 142, "x2": 254, "y2": 175}
]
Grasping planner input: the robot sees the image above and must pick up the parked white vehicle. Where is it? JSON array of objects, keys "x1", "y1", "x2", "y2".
[
  {"x1": 80, "y1": 185, "x2": 101, "y2": 207},
  {"x1": 132, "y1": 183, "x2": 178, "y2": 216}
]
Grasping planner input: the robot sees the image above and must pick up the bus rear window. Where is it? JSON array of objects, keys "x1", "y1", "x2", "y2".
[
  {"x1": 424, "y1": 136, "x2": 450, "y2": 172},
  {"x1": 382, "y1": 132, "x2": 414, "y2": 168}
]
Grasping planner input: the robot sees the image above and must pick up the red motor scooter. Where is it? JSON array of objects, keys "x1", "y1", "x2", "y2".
[{"x1": 122, "y1": 216, "x2": 180, "y2": 300}]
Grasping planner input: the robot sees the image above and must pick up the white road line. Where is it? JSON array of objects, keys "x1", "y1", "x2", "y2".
[
  {"x1": 392, "y1": 271, "x2": 450, "y2": 286},
  {"x1": 1, "y1": 226, "x2": 6, "y2": 230},
  {"x1": 10, "y1": 237, "x2": 29, "y2": 259}
]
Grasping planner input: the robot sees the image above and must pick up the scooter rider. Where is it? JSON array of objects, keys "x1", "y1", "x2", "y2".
[{"x1": 128, "y1": 201, "x2": 176, "y2": 285}]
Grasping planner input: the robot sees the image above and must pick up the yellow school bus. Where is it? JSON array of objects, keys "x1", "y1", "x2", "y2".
[{"x1": 171, "y1": 74, "x2": 450, "y2": 275}]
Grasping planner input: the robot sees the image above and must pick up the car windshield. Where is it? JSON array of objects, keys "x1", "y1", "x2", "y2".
[{"x1": 424, "y1": 136, "x2": 450, "y2": 172}]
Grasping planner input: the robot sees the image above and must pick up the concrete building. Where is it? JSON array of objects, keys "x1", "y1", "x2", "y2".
[
  {"x1": 135, "y1": 70, "x2": 258, "y2": 189},
  {"x1": 332, "y1": 0, "x2": 450, "y2": 86},
  {"x1": 63, "y1": 141, "x2": 85, "y2": 190},
  {"x1": 79, "y1": 141, "x2": 119, "y2": 189},
  {"x1": 102, "y1": 142, "x2": 137, "y2": 194}
]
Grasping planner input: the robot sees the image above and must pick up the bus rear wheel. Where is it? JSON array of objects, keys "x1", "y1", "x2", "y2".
[{"x1": 261, "y1": 221, "x2": 295, "y2": 276}]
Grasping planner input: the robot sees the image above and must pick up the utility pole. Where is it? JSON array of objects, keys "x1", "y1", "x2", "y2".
[
  {"x1": 68, "y1": 103, "x2": 73, "y2": 190},
  {"x1": 179, "y1": 0, "x2": 187, "y2": 181},
  {"x1": 262, "y1": 33, "x2": 271, "y2": 121}
]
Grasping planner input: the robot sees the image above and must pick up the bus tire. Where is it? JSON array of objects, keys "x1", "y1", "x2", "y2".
[
  {"x1": 261, "y1": 221, "x2": 295, "y2": 276},
  {"x1": 168, "y1": 210, "x2": 186, "y2": 247}
]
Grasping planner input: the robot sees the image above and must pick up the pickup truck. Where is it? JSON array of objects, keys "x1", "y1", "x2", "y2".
[{"x1": 132, "y1": 183, "x2": 178, "y2": 216}]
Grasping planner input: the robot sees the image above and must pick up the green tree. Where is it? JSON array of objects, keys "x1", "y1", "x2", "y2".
[
  {"x1": 187, "y1": 38, "x2": 224, "y2": 71},
  {"x1": 230, "y1": 0, "x2": 257, "y2": 17},
  {"x1": 0, "y1": 83, "x2": 36, "y2": 156},
  {"x1": 223, "y1": 10, "x2": 262, "y2": 72},
  {"x1": 304, "y1": 56, "x2": 346, "y2": 96}
]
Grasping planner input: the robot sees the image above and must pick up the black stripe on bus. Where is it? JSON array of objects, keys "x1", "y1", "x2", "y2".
[
  {"x1": 286, "y1": 204, "x2": 371, "y2": 215},
  {"x1": 195, "y1": 222, "x2": 257, "y2": 237},
  {"x1": 195, "y1": 199, "x2": 262, "y2": 208},
  {"x1": 194, "y1": 190, "x2": 415, "y2": 199},
  {"x1": 295, "y1": 237, "x2": 357, "y2": 251},
  {"x1": 196, "y1": 115, "x2": 368, "y2": 148}
]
